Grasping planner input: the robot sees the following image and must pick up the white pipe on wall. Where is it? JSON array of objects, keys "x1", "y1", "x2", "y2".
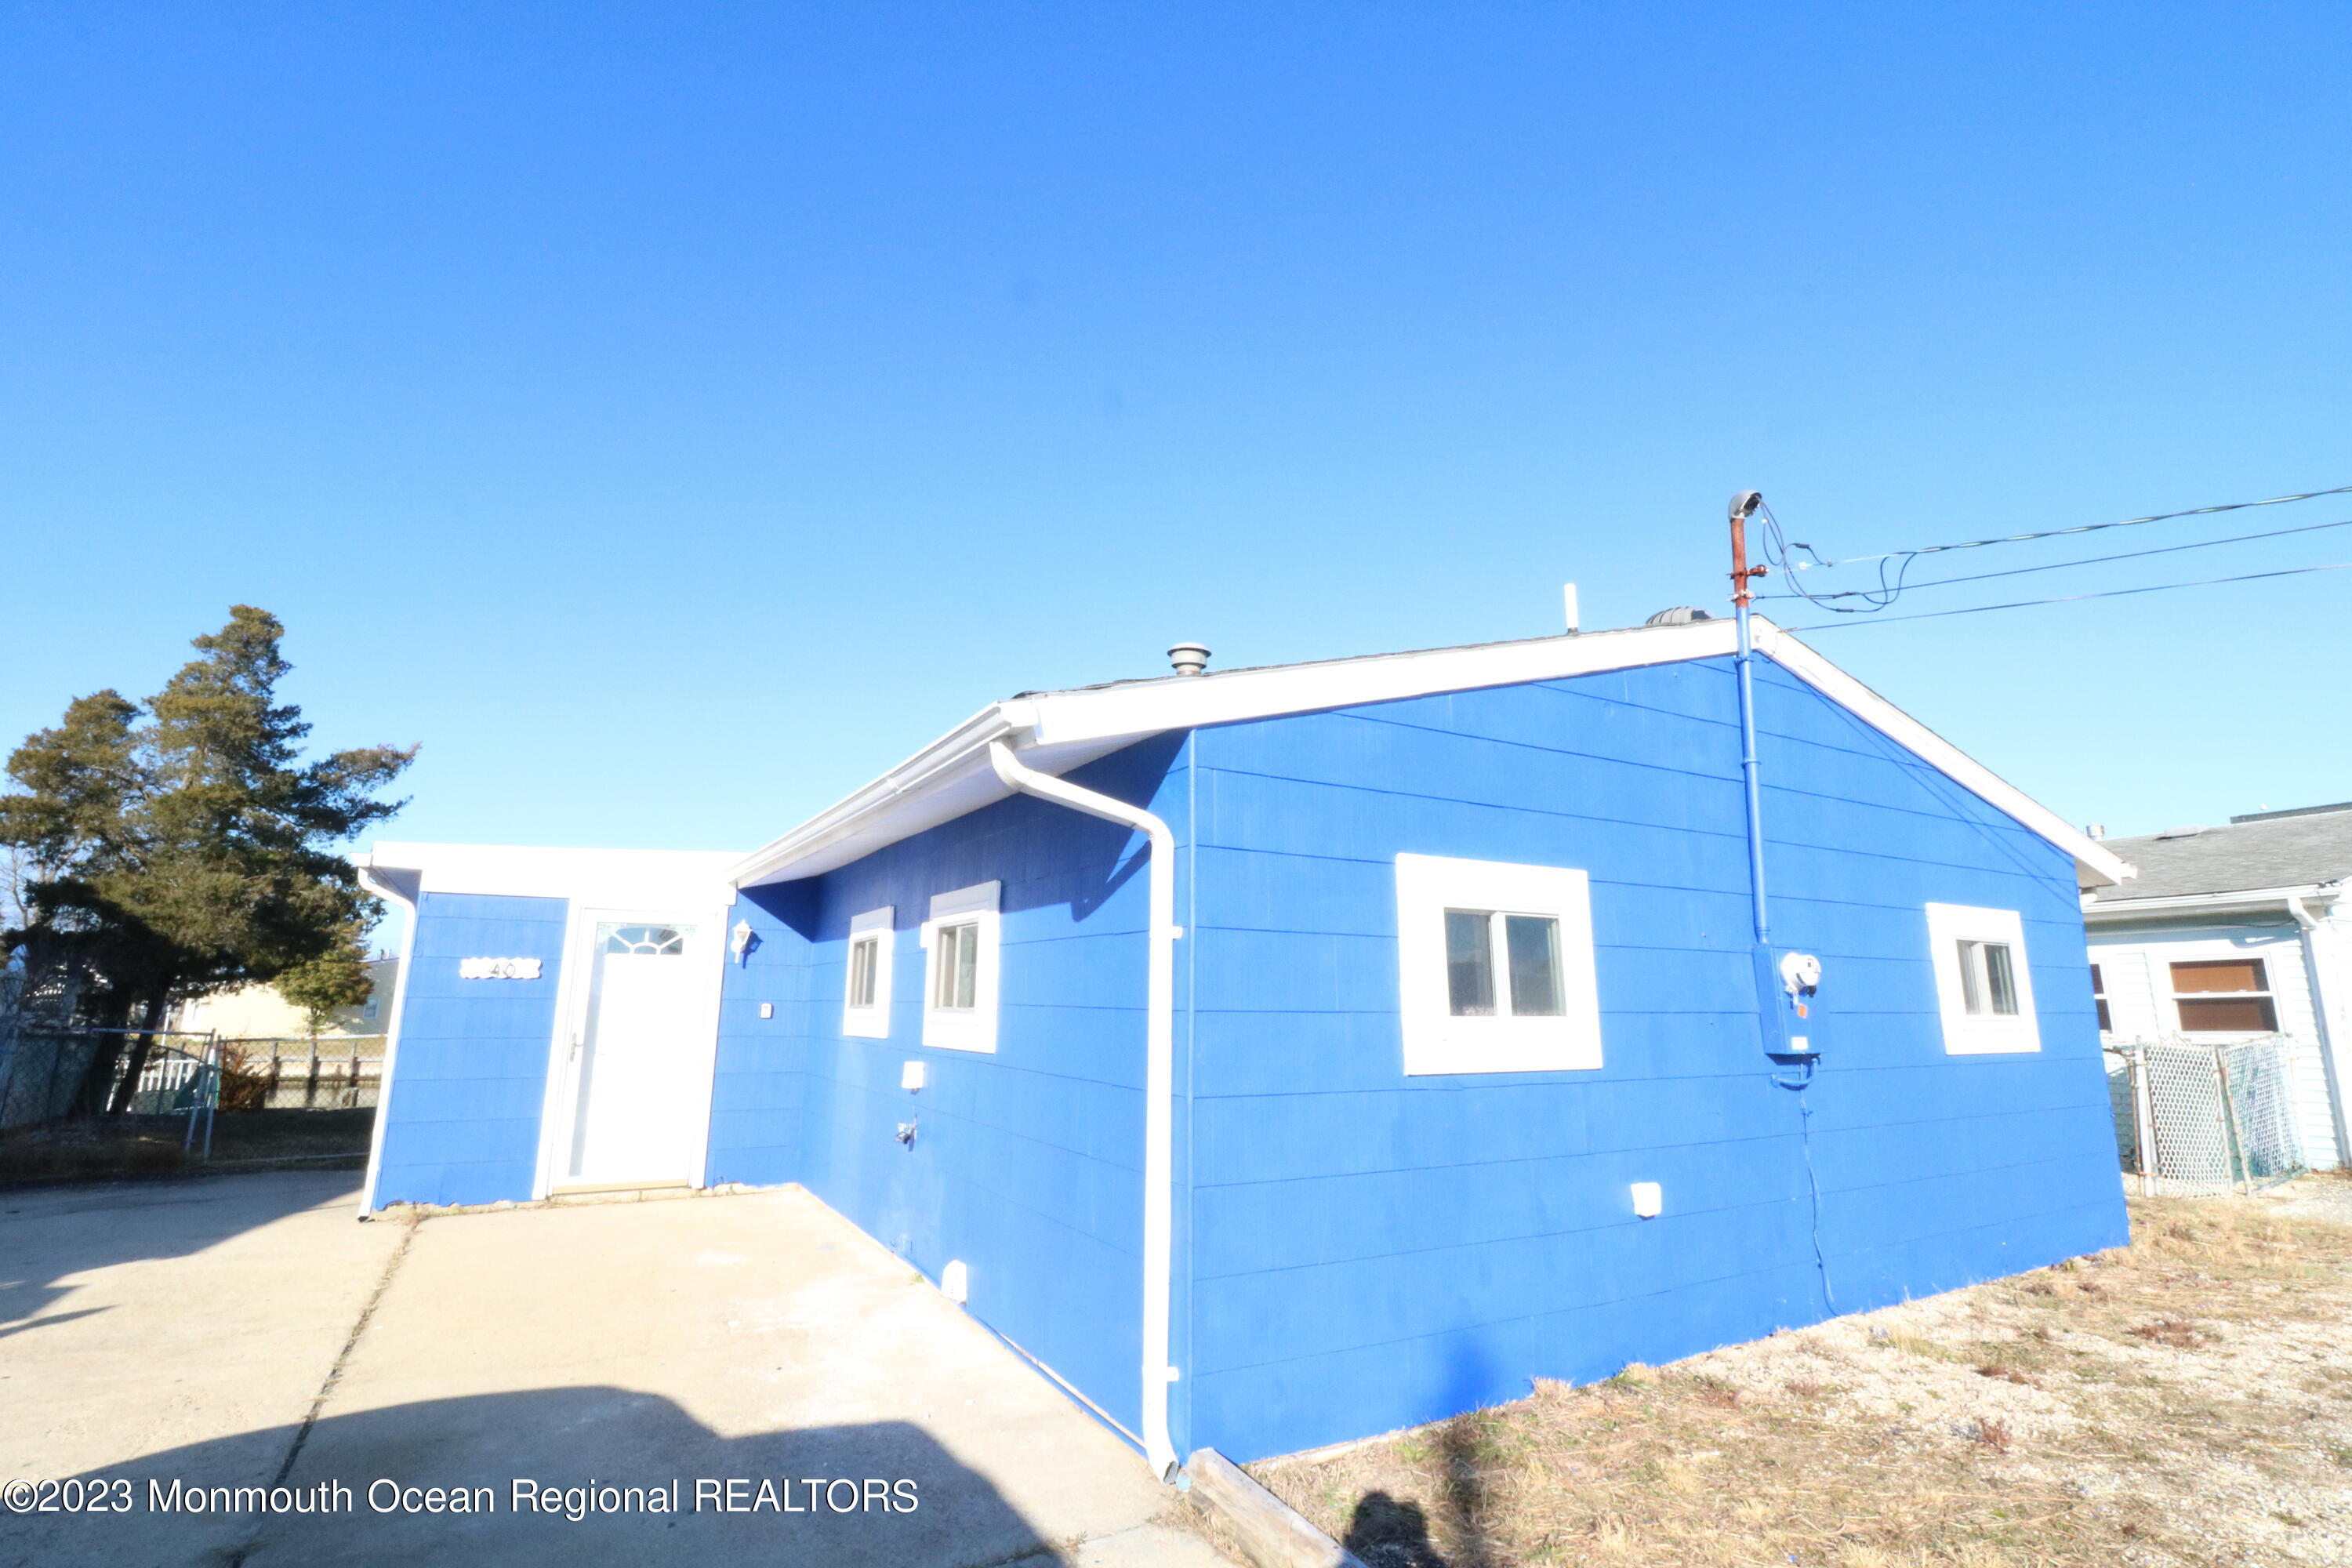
[
  {"x1": 354, "y1": 862, "x2": 421, "y2": 1218},
  {"x1": 2287, "y1": 895, "x2": 2351, "y2": 1169},
  {"x1": 985, "y1": 739, "x2": 1181, "y2": 1480}
]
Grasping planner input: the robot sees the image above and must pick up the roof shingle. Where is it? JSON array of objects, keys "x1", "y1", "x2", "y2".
[{"x1": 2089, "y1": 806, "x2": 2352, "y2": 902}]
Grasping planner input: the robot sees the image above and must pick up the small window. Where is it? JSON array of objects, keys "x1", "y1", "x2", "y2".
[
  {"x1": 2171, "y1": 959, "x2": 2278, "y2": 1033},
  {"x1": 849, "y1": 936, "x2": 879, "y2": 1007},
  {"x1": 1925, "y1": 903, "x2": 2040, "y2": 1054},
  {"x1": 1444, "y1": 910, "x2": 1564, "y2": 1018},
  {"x1": 842, "y1": 907, "x2": 895, "y2": 1039},
  {"x1": 604, "y1": 924, "x2": 684, "y2": 955},
  {"x1": 933, "y1": 922, "x2": 980, "y2": 1009},
  {"x1": 922, "y1": 882, "x2": 1001, "y2": 1053},
  {"x1": 2089, "y1": 964, "x2": 2111, "y2": 1033},
  {"x1": 1955, "y1": 939, "x2": 2020, "y2": 1016},
  {"x1": 1396, "y1": 855, "x2": 1602, "y2": 1076}
]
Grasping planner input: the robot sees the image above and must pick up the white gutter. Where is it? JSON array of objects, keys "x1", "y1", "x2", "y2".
[
  {"x1": 2083, "y1": 882, "x2": 2337, "y2": 920},
  {"x1": 730, "y1": 705, "x2": 1036, "y2": 889},
  {"x1": 354, "y1": 859, "x2": 421, "y2": 1218},
  {"x1": 985, "y1": 739, "x2": 1181, "y2": 1481},
  {"x1": 2288, "y1": 895, "x2": 2352, "y2": 1168}
]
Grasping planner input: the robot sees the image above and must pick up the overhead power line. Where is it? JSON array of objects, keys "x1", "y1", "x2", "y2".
[
  {"x1": 1755, "y1": 514, "x2": 2352, "y2": 604},
  {"x1": 1782, "y1": 559, "x2": 2352, "y2": 632},
  {"x1": 1791, "y1": 482, "x2": 2352, "y2": 568},
  {"x1": 1753, "y1": 481, "x2": 2352, "y2": 616}
]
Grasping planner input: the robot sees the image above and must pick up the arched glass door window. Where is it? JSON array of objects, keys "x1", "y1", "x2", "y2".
[{"x1": 604, "y1": 925, "x2": 686, "y2": 956}]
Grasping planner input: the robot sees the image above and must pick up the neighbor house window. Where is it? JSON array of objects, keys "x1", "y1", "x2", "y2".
[
  {"x1": 1926, "y1": 903, "x2": 2041, "y2": 1054},
  {"x1": 922, "y1": 882, "x2": 1001, "y2": 1053},
  {"x1": 1396, "y1": 854, "x2": 1602, "y2": 1075},
  {"x1": 2171, "y1": 960, "x2": 2278, "y2": 1033},
  {"x1": 2090, "y1": 964, "x2": 2111, "y2": 1033},
  {"x1": 841, "y1": 906, "x2": 895, "y2": 1039}
]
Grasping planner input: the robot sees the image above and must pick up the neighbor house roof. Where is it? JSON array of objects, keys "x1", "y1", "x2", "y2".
[
  {"x1": 2082, "y1": 804, "x2": 2352, "y2": 910},
  {"x1": 731, "y1": 615, "x2": 2132, "y2": 892}
]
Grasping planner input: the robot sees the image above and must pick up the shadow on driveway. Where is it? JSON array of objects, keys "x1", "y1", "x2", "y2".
[
  {"x1": 20, "y1": 1388, "x2": 1058, "y2": 1568},
  {"x1": 0, "y1": 1172, "x2": 362, "y2": 1337}
]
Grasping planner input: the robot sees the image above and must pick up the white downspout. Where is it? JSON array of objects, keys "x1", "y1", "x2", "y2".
[
  {"x1": 2287, "y1": 894, "x2": 2351, "y2": 1170},
  {"x1": 986, "y1": 739, "x2": 1181, "y2": 1481},
  {"x1": 354, "y1": 862, "x2": 421, "y2": 1218}
]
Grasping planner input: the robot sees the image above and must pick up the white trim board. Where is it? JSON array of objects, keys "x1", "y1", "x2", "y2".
[
  {"x1": 358, "y1": 842, "x2": 746, "y2": 910},
  {"x1": 919, "y1": 881, "x2": 1003, "y2": 1054},
  {"x1": 1925, "y1": 902, "x2": 2043, "y2": 1055},
  {"x1": 842, "y1": 906, "x2": 896, "y2": 1040},
  {"x1": 729, "y1": 616, "x2": 2132, "y2": 891},
  {"x1": 1395, "y1": 853, "x2": 1605, "y2": 1075},
  {"x1": 353, "y1": 863, "x2": 420, "y2": 1215},
  {"x1": 2084, "y1": 884, "x2": 2343, "y2": 922}
]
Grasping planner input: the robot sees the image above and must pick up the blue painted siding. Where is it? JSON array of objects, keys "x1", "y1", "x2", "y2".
[
  {"x1": 1183, "y1": 654, "x2": 2127, "y2": 1461},
  {"x1": 710, "y1": 737, "x2": 1191, "y2": 1443},
  {"x1": 372, "y1": 892, "x2": 568, "y2": 1207}
]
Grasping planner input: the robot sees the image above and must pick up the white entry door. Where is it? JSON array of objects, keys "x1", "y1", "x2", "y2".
[{"x1": 565, "y1": 920, "x2": 709, "y2": 1185}]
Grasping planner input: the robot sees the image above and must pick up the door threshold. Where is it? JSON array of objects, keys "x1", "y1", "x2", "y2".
[{"x1": 547, "y1": 1178, "x2": 695, "y2": 1198}]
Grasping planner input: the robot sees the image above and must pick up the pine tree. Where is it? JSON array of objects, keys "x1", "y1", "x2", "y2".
[
  {"x1": 0, "y1": 606, "x2": 416, "y2": 1110},
  {"x1": 276, "y1": 929, "x2": 377, "y2": 1046}
]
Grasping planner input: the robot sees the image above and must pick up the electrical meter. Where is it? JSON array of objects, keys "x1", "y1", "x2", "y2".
[
  {"x1": 1779, "y1": 950, "x2": 1822, "y2": 999},
  {"x1": 1754, "y1": 946, "x2": 1824, "y2": 1056}
]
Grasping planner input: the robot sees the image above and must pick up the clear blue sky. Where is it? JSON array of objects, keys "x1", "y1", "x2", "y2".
[{"x1": 5, "y1": 3, "x2": 2348, "y2": 884}]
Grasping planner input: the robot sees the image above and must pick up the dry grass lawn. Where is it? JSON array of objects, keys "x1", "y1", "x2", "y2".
[{"x1": 1247, "y1": 1182, "x2": 2352, "y2": 1568}]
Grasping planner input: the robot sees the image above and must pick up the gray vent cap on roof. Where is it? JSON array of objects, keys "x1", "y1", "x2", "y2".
[{"x1": 1643, "y1": 607, "x2": 1716, "y2": 626}]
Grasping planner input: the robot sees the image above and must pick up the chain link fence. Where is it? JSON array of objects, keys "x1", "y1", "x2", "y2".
[
  {"x1": 0, "y1": 1029, "x2": 106, "y2": 1131},
  {"x1": 0, "y1": 1027, "x2": 221, "y2": 1153},
  {"x1": 217, "y1": 1036, "x2": 387, "y2": 1111},
  {"x1": 2105, "y1": 1037, "x2": 2308, "y2": 1196}
]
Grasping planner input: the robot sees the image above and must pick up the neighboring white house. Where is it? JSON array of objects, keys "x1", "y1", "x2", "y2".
[
  {"x1": 2082, "y1": 802, "x2": 2352, "y2": 1170},
  {"x1": 172, "y1": 956, "x2": 401, "y2": 1040}
]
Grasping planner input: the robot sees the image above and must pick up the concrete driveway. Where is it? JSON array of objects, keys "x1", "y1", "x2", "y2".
[{"x1": 1, "y1": 1175, "x2": 1223, "y2": 1568}]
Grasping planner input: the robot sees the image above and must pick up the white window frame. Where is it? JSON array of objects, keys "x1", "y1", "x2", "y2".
[
  {"x1": 920, "y1": 881, "x2": 1001, "y2": 1054},
  {"x1": 1926, "y1": 902, "x2": 2041, "y2": 1054},
  {"x1": 841, "y1": 906, "x2": 895, "y2": 1039},
  {"x1": 2169, "y1": 957, "x2": 2280, "y2": 1036},
  {"x1": 1396, "y1": 854, "x2": 1603, "y2": 1076}
]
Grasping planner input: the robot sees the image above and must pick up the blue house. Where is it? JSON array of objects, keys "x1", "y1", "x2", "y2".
[{"x1": 358, "y1": 615, "x2": 2134, "y2": 1473}]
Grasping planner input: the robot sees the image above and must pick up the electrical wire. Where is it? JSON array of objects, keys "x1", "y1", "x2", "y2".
[
  {"x1": 1754, "y1": 513, "x2": 2352, "y2": 604},
  {"x1": 1751, "y1": 484, "x2": 2352, "y2": 615},
  {"x1": 1781, "y1": 559, "x2": 2352, "y2": 632},
  {"x1": 1801, "y1": 481, "x2": 2352, "y2": 567},
  {"x1": 1769, "y1": 1055, "x2": 1836, "y2": 1315}
]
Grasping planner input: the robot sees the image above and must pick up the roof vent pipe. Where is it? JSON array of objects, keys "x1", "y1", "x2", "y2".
[
  {"x1": 1167, "y1": 643, "x2": 1210, "y2": 677},
  {"x1": 1563, "y1": 583, "x2": 1580, "y2": 635}
]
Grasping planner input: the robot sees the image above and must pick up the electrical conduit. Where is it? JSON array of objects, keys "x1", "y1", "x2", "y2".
[{"x1": 985, "y1": 740, "x2": 1181, "y2": 1480}]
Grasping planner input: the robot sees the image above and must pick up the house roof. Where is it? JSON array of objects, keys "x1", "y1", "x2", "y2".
[
  {"x1": 2081, "y1": 805, "x2": 2352, "y2": 908},
  {"x1": 357, "y1": 842, "x2": 746, "y2": 909},
  {"x1": 728, "y1": 615, "x2": 2134, "y2": 891}
]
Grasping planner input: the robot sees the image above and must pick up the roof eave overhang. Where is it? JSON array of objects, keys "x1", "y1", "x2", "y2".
[
  {"x1": 729, "y1": 615, "x2": 2131, "y2": 891},
  {"x1": 2082, "y1": 881, "x2": 2343, "y2": 921}
]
